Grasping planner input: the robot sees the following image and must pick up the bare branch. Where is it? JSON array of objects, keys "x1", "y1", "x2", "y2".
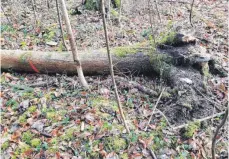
[
  {"x1": 190, "y1": 0, "x2": 195, "y2": 27},
  {"x1": 55, "y1": 0, "x2": 68, "y2": 51},
  {"x1": 154, "y1": 0, "x2": 161, "y2": 23},
  {"x1": 101, "y1": 0, "x2": 130, "y2": 134},
  {"x1": 212, "y1": 109, "x2": 228, "y2": 159},
  {"x1": 145, "y1": 88, "x2": 165, "y2": 131},
  {"x1": 31, "y1": 0, "x2": 38, "y2": 25}
]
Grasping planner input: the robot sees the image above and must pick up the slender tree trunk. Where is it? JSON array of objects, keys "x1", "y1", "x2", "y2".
[
  {"x1": 148, "y1": 0, "x2": 156, "y2": 44},
  {"x1": 101, "y1": 0, "x2": 130, "y2": 134},
  {"x1": 31, "y1": 0, "x2": 38, "y2": 25},
  {"x1": 55, "y1": 0, "x2": 68, "y2": 50},
  {"x1": 59, "y1": 0, "x2": 88, "y2": 88},
  {"x1": 118, "y1": 0, "x2": 122, "y2": 25},
  {"x1": 107, "y1": 0, "x2": 111, "y2": 20},
  {"x1": 154, "y1": 0, "x2": 161, "y2": 23}
]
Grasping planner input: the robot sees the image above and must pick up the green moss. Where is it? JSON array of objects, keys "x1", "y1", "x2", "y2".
[
  {"x1": 149, "y1": 53, "x2": 173, "y2": 79},
  {"x1": 111, "y1": 9, "x2": 119, "y2": 17},
  {"x1": 201, "y1": 62, "x2": 210, "y2": 77},
  {"x1": 18, "y1": 142, "x2": 31, "y2": 153},
  {"x1": 182, "y1": 103, "x2": 192, "y2": 109},
  {"x1": 184, "y1": 121, "x2": 200, "y2": 138},
  {"x1": 22, "y1": 92, "x2": 34, "y2": 99},
  {"x1": 113, "y1": 47, "x2": 138, "y2": 57},
  {"x1": 19, "y1": 52, "x2": 32, "y2": 63},
  {"x1": 19, "y1": 114, "x2": 27, "y2": 124},
  {"x1": 28, "y1": 105, "x2": 37, "y2": 113},
  {"x1": 50, "y1": 137, "x2": 58, "y2": 145},
  {"x1": 31, "y1": 138, "x2": 41, "y2": 147},
  {"x1": 120, "y1": 153, "x2": 128, "y2": 159},
  {"x1": 47, "y1": 146, "x2": 59, "y2": 153},
  {"x1": 22, "y1": 131, "x2": 34, "y2": 144},
  {"x1": 46, "y1": 112, "x2": 56, "y2": 120},
  {"x1": 114, "y1": 0, "x2": 121, "y2": 8},
  {"x1": 85, "y1": 0, "x2": 100, "y2": 10},
  {"x1": 61, "y1": 127, "x2": 79, "y2": 141},
  {"x1": 1, "y1": 141, "x2": 9, "y2": 151},
  {"x1": 104, "y1": 136, "x2": 127, "y2": 152},
  {"x1": 158, "y1": 31, "x2": 177, "y2": 45},
  {"x1": 6, "y1": 99, "x2": 19, "y2": 110}
]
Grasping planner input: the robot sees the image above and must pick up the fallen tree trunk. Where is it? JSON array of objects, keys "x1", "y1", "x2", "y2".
[
  {"x1": 1, "y1": 44, "x2": 224, "y2": 84},
  {"x1": 1, "y1": 49, "x2": 154, "y2": 75}
]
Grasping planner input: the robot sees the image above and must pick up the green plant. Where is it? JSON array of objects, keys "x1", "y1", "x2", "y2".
[
  {"x1": 113, "y1": 46, "x2": 137, "y2": 57},
  {"x1": 184, "y1": 121, "x2": 200, "y2": 138},
  {"x1": 85, "y1": 0, "x2": 100, "y2": 10},
  {"x1": 114, "y1": 0, "x2": 121, "y2": 8},
  {"x1": 111, "y1": 9, "x2": 119, "y2": 17},
  {"x1": 1, "y1": 141, "x2": 9, "y2": 151},
  {"x1": 104, "y1": 136, "x2": 127, "y2": 152},
  {"x1": 6, "y1": 99, "x2": 19, "y2": 110},
  {"x1": 159, "y1": 31, "x2": 177, "y2": 45},
  {"x1": 19, "y1": 114, "x2": 27, "y2": 124},
  {"x1": 28, "y1": 105, "x2": 37, "y2": 113},
  {"x1": 22, "y1": 131, "x2": 34, "y2": 144},
  {"x1": 61, "y1": 127, "x2": 78, "y2": 140},
  {"x1": 31, "y1": 138, "x2": 41, "y2": 147}
]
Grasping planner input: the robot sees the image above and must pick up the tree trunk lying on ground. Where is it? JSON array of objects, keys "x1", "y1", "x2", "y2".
[
  {"x1": 1, "y1": 43, "x2": 227, "y2": 125},
  {"x1": 0, "y1": 43, "x2": 226, "y2": 85}
]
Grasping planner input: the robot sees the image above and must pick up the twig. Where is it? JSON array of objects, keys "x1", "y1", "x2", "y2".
[
  {"x1": 115, "y1": 76, "x2": 158, "y2": 96},
  {"x1": 154, "y1": 0, "x2": 161, "y2": 23},
  {"x1": 1, "y1": 5, "x2": 11, "y2": 25},
  {"x1": 145, "y1": 88, "x2": 165, "y2": 131},
  {"x1": 101, "y1": 0, "x2": 130, "y2": 134},
  {"x1": 107, "y1": 0, "x2": 111, "y2": 21},
  {"x1": 212, "y1": 109, "x2": 228, "y2": 159},
  {"x1": 28, "y1": 81, "x2": 54, "y2": 87},
  {"x1": 40, "y1": 132, "x2": 52, "y2": 138},
  {"x1": 55, "y1": 0, "x2": 68, "y2": 51},
  {"x1": 172, "y1": 111, "x2": 226, "y2": 130},
  {"x1": 194, "y1": 87, "x2": 222, "y2": 111},
  {"x1": 31, "y1": 0, "x2": 38, "y2": 25},
  {"x1": 118, "y1": 0, "x2": 122, "y2": 25},
  {"x1": 147, "y1": 0, "x2": 156, "y2": 44},
  {"x1": 190, "y1": 0, "x2": 195, "y2": 27},
  {"x1": 156, "y1": 109, "x2": 172, "y2": 128},
  {"x1": 149, "y1": 148, "x2": 158, "y2": 159}
]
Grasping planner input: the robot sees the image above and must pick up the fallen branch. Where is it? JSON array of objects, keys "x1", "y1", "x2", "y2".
[
  {"x1": 155, "y1": 109, "x2": 172, "y2": 128},
  {"x1": 212, "y1": 109, "x2": 228, "y2": 159},
  {"x1": 172, "y1": 111, "x2": 226, "y2": 130},
  {"x1": 145, "y1": 88, "x2": 165, "y2": 131},
  {"x1": 194, "y1": 87, "x2": 222, "y2": 111},
  {"x1": 28, "y1": 81, "x2": 54, "y2": 87},
  {"x1": 149, "y1": 148, "x2": 158, "y2": 159},
  {"x1": 116, "y1": 76, "x2": 158, "y2": 96}
]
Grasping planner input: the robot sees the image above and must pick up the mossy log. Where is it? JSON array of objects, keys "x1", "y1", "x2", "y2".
[
  {"x1": 1, "y1": 45, "x2": 220, "y2": 83},
  {"x1": 1, "y1": 49, "x2": 153, "y2": 75}
]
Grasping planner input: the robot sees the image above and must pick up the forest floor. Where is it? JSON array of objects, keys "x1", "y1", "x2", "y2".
[{"x1": 1, "y1": 0, "x2": 228, "y2": 158}]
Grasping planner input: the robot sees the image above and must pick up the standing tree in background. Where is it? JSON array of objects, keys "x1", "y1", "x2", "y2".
[{"x1": 59, "y1": 0, "x2": 88, "y2": 88}]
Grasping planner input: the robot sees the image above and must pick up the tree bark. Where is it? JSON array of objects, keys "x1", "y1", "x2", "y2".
[
  {"x1": 59, "y1": 0, "x2": 88, "y2": 88},
  {"x1": 1, "y1": 49, "x2": 153, "y2": 75}
]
